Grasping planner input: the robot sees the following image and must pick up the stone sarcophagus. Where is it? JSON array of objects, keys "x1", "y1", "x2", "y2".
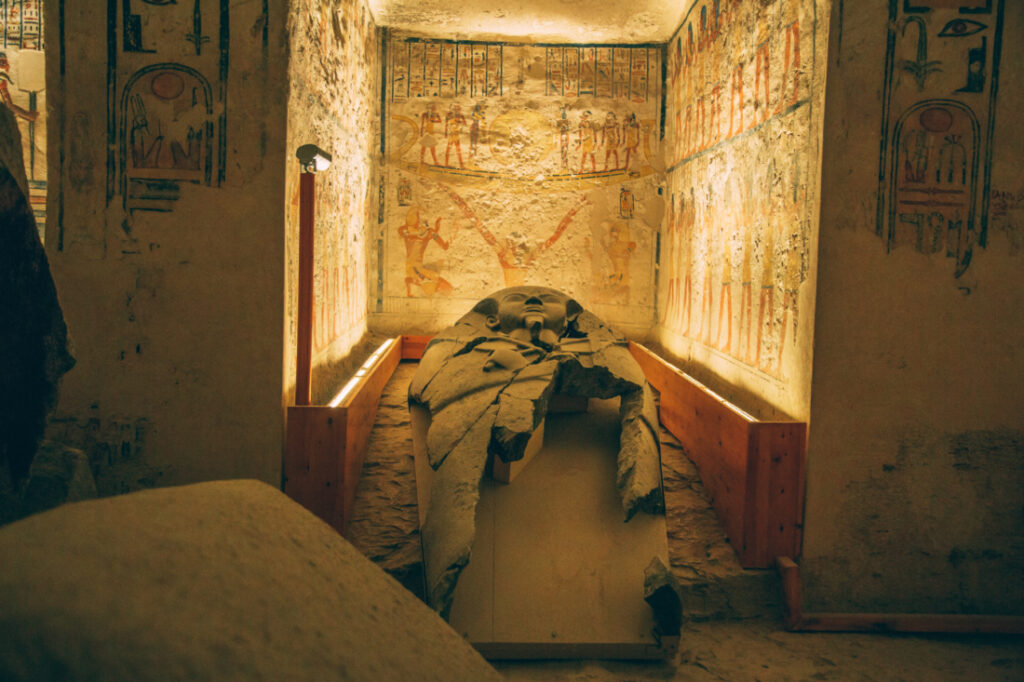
[{"x1": 409, "y1": 286, "x2": 680, "y2": 658}]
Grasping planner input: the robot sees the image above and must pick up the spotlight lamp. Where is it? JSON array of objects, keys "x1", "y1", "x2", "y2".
[{"x1": 296, "y1": 144, "x2": 332, "y2": 173}]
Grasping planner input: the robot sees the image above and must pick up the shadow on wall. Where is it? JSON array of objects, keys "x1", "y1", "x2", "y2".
[{"x1": 0, "y1": 107, "x2": 77, "y2": 522}]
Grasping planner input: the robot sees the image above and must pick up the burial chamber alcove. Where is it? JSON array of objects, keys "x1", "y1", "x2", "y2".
[
  {"x1": 278, "y1": 2, "x2": 821, "y2": 647},
  {"x1": 22, "y1": 5, "x2": 1021, "y2": 672}
]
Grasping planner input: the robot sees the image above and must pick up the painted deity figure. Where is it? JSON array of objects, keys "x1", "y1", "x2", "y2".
[
  {"x1": 0, "y1": 52, "x2": 37, "y2": 123},
  {"x1": 576, "y1": 110, "x2": 597, "y2": 174},
  {"x1": 444, "y1": 103, "x2": 466, "y2": 168},
  {"x1": 557, "y1": 106, "x2": 571, "y2": 170},
  {"x1": 622, "y1": 112, "x2": 642, "y2": 172},
  {"x1": 601, "y1": 111, "x2": 620, "y2": 171},
  {"x1": 420, "y1": 103, "x2": 441, "y2": 165},
  {"x1": 468, "y1": 101, "x2": 486, "y2": 162},
  {"x1": 398, "y1": 207, "x2": 452, "y2": 297},
  {"x1": 410, "y1": 286, "x2": 665, "y2": 618}
]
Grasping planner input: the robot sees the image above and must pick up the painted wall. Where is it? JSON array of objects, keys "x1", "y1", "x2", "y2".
[
  {"x1": 655, "y1": 0, "x2": 827, "y2": 420},
  {"x1": 1, "y1": 0, "x2": 46, "y2": 237},
  {"x1": 284, "y1": 0, "x2": 380, "y2": 404},
  {"x1": 803, "y1": 0, "x2": 1023, "y2": 613},
  {"x1": 373, "y1": 34, "x2": 664, "y2": 336},
  {"x1": 43, "y1": 1, "x2": 288, "y2": 494}
]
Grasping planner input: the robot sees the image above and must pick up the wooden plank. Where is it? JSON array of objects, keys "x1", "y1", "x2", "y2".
[
  {"x1": 776, "y1": 557, "x2": 1024, "y2": 634},
  {"x1": 794, "y1": 613, "x2": 1024, "y2": 634},
  {"x1": 401, "y1": 335, "x2": 434, "y2": 360},
  {"x1": 285, "y1": 339, "x2": 402, "y2": 536},
  {"x1": 294, "y1": 172, "x2": 316, "y2": 405},
  {"x1": 745, "y1": 422, "x2": 807, "y2": 565},
  {"x1": 657, "y1": 374, "x2": 750, "y2": 563},
  {"x1": 339, "y1": 339, "x2": 402, "y2": 533},
  {"x1": 628, "y1": 342, "x2": 806, "y2": 568},
  {"x1": 284, "y1": 405, "x2": 347, "y2": 533}
]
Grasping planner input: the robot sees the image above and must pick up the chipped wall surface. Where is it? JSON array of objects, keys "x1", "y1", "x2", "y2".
[
  {"x1": 44, "y1": 1, "x2": 288, "y2": 490},
  {"x1": 804, "y1": 0, "x2": 1023, "y2": 613},
  {"x1": 375, "y1": 34, "x2": 664, "y2": 336},
  {"x1": 1, "y1": 0, "x2": 46, "y2": 237},
  {"x1": 285, "y1": 0, "x2": 380, "y2": 403},
  {"x1": 655, "y1": 0, "x2": 826, "y2": 419}
]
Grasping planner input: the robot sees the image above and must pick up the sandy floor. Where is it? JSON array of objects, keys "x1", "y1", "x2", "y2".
[{"x1": 495, "y1": 620, "x2": 1024, "y2": 681}]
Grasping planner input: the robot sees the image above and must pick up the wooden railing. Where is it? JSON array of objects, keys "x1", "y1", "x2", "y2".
[
  {"x1": 628, "y1": 342, "x2": 806, "y2": 568},
  {"x1": 284, "y1": 337, "x2": 403, "y2": 535}
]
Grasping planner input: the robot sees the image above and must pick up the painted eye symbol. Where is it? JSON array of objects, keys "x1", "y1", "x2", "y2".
[{"x1": 938, "y1": 19, "x2": 987, "y2": 37}]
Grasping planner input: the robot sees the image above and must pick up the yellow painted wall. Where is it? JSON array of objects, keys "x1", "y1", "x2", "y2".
[
  {"x1": 374, "y1": 35, "x2": 664, "y2": 336},
  {"x1": 655, "y1": 0, "x2": 827, "y2": 420},
  {"x1": 285, "y1": 0, "x2": 380, "y2": 404}
]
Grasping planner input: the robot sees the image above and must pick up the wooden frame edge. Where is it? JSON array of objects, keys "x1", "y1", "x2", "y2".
[{"x1": 776, "y1": 557, "x2": 1024, "y2": 634}]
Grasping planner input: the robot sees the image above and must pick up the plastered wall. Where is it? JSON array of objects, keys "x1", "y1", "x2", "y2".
[
  {"x1": 655, "y1": 0, "x2": 827, "y2": 420},
  {"x1": 373, "y1": 34, "x2": 664, "y2": 336},
  {"x1": 44, "y1": 1, "x2": 289, "y2": 493},
  {"x1": 803, "y1": 0, "x2": 1023, "y2": 613},
  {"x1": 1, "y1": 0, "x2": 46, "y2": 236},
  {"x1": 285, "y1": 0, "x2": 380, "y2": 404}
]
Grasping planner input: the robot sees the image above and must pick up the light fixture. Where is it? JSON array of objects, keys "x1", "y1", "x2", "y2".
[
  {"x1": 296, "y1": 144, "x2": 332, "y2": 173},
  {"x1": 328, "y1": 338, "x2": 396, "y2": 408}
]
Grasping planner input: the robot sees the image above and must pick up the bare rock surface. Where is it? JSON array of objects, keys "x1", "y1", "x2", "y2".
[{"x1": 0, "y1": 479, "x2": 501, "y2": 682}]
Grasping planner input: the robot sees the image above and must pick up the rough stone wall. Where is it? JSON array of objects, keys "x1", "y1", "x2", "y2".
[
  {"x1": 43, "y1": 1, "x2": 288, "y2": 494},
  {"x1": 655, "y1": 0, "x2": 827, "y2": 420},
  {"x1": 373, "y1": 34, "x2": 664, "y2": 337},
  {"x1": 285, "y1": 0, "x2": 380, "y2": 404},
  {"x1": 1, "y1": 0, "x2": 46, "y2": 237},
  {"x1": 803, "y1": 0, "x2": 1023, "y2": 613}
]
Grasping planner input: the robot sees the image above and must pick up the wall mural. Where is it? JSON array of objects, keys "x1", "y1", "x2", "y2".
[
  {"x1": 661, "y1": 0, "x2": 816, "y2": 380},
  {"x1": 1, "y1": 0, "x2": 46, "y2": 236},
  {"x1": 106, "y1": 0, "x2": 229, "y2": 216},
  {"x1": 876, "y1": 0, "x2": 1005, "y2": 278},
  {"x1": 382, "y1": 36, "x2": 662, "y2": 327},
  {"x1": 286, "y1": 0, "x2": 378, "y2": 359}
]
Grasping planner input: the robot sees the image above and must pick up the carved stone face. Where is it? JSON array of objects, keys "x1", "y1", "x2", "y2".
[{"x1": 494, "y1": 287, "x2": 573, "y2": 335}]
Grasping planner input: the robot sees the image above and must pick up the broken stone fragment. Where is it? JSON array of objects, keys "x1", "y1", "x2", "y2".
[{"x1": 644, "y1": 555, "x2": 684, "y2": 640}]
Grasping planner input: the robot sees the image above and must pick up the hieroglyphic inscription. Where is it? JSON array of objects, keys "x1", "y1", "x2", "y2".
[{"x1": 877, "y1": 0, "x2": 1005, "y2": 277}]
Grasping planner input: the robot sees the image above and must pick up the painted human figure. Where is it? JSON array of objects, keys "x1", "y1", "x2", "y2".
[
  {"x1": 602, "y1": 222, "x2": 636, "y2": 299},
  {"x1": 557, "y1": 106, "x2": 571, "y2": 170},
  {"x1": 621, "y1": 112, "x2": 642, "y2": 172},
  {"x1": 576, "y1": 110, "x2": 597, "y2": 174},
  {"x1": 444, "y1": 103, "x2": 466, "y2": 168},
  {"x1": 601, "y1": 111, "x2": 620, "y2": 171},
  {"x1": 715, "y1": 217, "x2": 734, "y2": 353},
  {"x1": 0, "y1": 51, "x2": 38, "y2": 123},
  {"x1": 419, "y1": 102, "x2": 441, "y2": 165},
  {"x1": 410, "y1": 286, "x2": 665, "y2": 618},
  {"x1": 398, "y1": 206, "x2": 452, "y2": 297},
  {"x1": 468, "y1": 101, "x2": 486, "y2": 163},
  {"x1": 696, "y1": 187, "x2": 715, "y2": 346}
]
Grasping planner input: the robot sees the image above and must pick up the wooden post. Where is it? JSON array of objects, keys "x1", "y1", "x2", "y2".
[{"x1": 295, "y1": 171, "x2": 315, "y2": 406}]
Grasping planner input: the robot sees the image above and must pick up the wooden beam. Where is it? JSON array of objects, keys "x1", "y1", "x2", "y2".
[
  {"x1": 339, "y1": 338, "x2": 402, "y2": 530},
  {"x1": 627, "y1": 342, "x2": 806, "y2": 568},
  {"x1": 400, "y1": 335, "x2": 433, "y2": 360},
  {"x1": 285, "y1": 338, "x2": 402, "y2": 536},
  {"x1": 776, "y1": 557, "x2": 1024, "y2": 634},
  {"x1": 294, "y1": 172, "x2": 315, "y2": 405}
]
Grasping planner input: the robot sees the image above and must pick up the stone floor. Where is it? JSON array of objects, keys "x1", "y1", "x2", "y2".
[{"x1": 347, "y1": 361, "x2": 1024, "y2": 681}]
